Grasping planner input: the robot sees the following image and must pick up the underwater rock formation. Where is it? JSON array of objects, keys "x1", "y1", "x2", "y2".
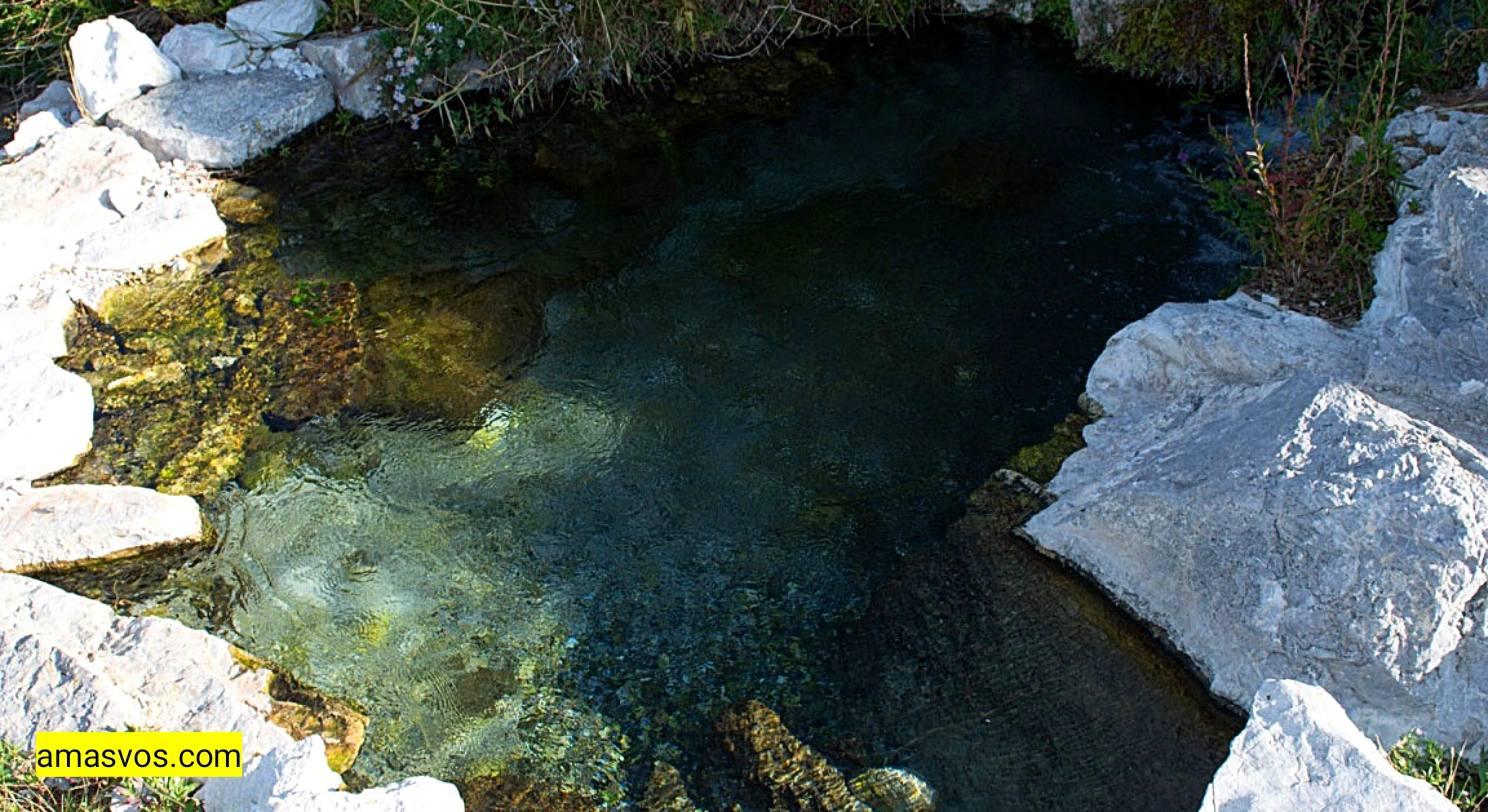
[{"x1": 717, "y1": 700, "x2": 870, "y2": 812}]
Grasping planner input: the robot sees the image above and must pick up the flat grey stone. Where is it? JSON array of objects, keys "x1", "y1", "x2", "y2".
[
  {"x1": 0, "y1": 485, "x2": 202, "y2": 572},
  {"x1": 108, "y1": 68, "x2": 334, "y2": 168},
  {"x1": 1201, "y1": 680, "x2": 1456, "y2": 812}
]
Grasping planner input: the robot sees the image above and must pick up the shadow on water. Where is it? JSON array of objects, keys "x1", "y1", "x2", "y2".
[{"x1": 121, "y1": 19, "x2": 1246, "y2": 810}]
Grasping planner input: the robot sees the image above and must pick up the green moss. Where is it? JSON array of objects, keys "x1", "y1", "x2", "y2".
[{"x1": 1004, "y1": 412, "x2": 1091, "y2": 484}]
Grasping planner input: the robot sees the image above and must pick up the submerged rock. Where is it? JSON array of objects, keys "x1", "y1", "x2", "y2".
[
  {"x1": 108, "y1": 68, "x2": 334, "y2": 168},
  {"x1": 716, "y1": 700, "x2": 869, "y2": 812},
  {"x1": 68, "y1": 17, "x2": 181, "y2": 119},
  {"x1": 0, "y1": 485, "x2": 201, "y2": 573},
  {"x1": 847, "y1": 768, "x2": 937, "y2": 812},
  {"x1": 1201, "y1": 680, "x2": 1455, "y2": 812},
  {"x1": 160, "y1": 23, "x2": 250, "y2": 76},
  {"x1": 641, "y1": 762, "x2": 702, "y2": 812}
]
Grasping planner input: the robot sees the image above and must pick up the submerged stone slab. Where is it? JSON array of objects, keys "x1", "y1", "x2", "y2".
[
  {"x1": 108, "y1": 68, "x2": 334, "y2": 168},
  {"x1": 1201, "y1": 680, "x2": 1455, "y2": 812},
  {"x1": 68, "y1": 16, "x2": 181, "y2": 119},
  {"x1": 0, "y1": 485, "x2": 202, "y2": 572}
]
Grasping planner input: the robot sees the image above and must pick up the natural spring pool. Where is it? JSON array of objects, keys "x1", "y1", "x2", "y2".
[{"x1": 70, "y1": 19, "x2": 1249, "y2": 811}]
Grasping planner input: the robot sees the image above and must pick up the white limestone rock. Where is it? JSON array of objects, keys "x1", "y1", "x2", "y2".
[
  {"x1": 2, "y1": 110, "x2": 67, "y2": 159},
  {"x1": 74, "y1": 193, "x2": 226, "y2": 270},
  {"x1": 0, "y1": 574, "x2": 464, "y2": 810},
  {"x1": 1200, "y1": 680, "x2": 1456, "y2": 812},
  {"x1": 68, "y1": 17, "x2": 181, "y2": 119},
  {"x1": 108, "y1": 68, "x2": 334, "y2": 168},
  {"x1": 1022, "y1": 106, "x2": 1488, "y2": 756},
  {"x1": 160, "y1": 23, "x2": 250, "y2": 76},
  {"x1": 297, "y1": 31, "x2": 388, "y2": 118},
  {"x1": 0, "y1": 360, "x2": 93, "y2": 483},
  {"x1": 226, "y1": 0, "x2": 326, "y2": 48},
  {"x1": 0, "y1": 126, "x2": 155, "y2": 283},
  {"x1": 0, "y1": 573, "x2": 291, "y2": 756},
  {"x1": 0, "y1": 485, "x2": 202, "y2": 572},
  {"x1": 198, "y1": 736, "x2": 465, "y2": 811}
]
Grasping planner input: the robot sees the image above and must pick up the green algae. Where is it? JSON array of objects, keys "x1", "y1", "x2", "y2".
[{"x1": 1004, "y1": 411, "x2": 1092, "y2": 484}]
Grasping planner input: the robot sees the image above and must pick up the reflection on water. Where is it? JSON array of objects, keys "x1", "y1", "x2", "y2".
[{"x1": 154, "y1": 20, "x2": 1244, "y2": 808}]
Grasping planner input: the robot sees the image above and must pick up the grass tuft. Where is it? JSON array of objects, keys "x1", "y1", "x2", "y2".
[
  {"x1": 0, "y1": 739, "x2": 201, "y2": 812},
  {"x1": 1391, "y1": 733, "x2": 1488, "y2": 811}
]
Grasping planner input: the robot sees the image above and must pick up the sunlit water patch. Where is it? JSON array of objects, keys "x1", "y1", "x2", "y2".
[{"x1": 148, "y1": 20, "x2": 1245, "y2": 807}]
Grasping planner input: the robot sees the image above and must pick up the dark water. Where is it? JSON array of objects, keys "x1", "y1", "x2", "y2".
[{"x1": 156, "y1": 20, "x2": 1243, "y2": 809}]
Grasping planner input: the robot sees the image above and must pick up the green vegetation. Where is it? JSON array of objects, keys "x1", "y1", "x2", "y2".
[
  {"x1": 0, "y1": 740, "x2": 200, "y2": 812},
  {"x1": 1390, "y1": 733, "x2": 1488, "y2": 811},
  {"x1": 1155, "y1": 0, "x2": 1488, "y2": 322},
  {"x1": 342, "y1": 0, "x2": 939, "y2": 135},
  {"x1": 0, "y1": 0, "x2": 128, "y2": 94}
]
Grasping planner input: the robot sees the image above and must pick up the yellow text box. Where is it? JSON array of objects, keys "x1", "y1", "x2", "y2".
[{"x1": 33, "y1": 731, "x2": 243, "y2": 778}]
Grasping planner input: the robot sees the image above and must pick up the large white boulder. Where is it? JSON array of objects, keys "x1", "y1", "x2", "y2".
[
  {"x1": 108, "y1": 68, "x2": 334, "y2": 168},
  {"x1": 0, "y1": 574, "x2": 464, "y2": 810},
  {"x1": 1023, "y1": 106, "x2": 1488, "y2": 755},
  {"x1": 0, "y1": 485, "x2": 202, "y2": 572},
  {"x1": 1201, "y1": 680, "x2": 1456, "y2": 812},
  {"x1": 297, "y1": 31, "x2": 388, "y2": 118},
  {"x1": 226, "y1": 0, "x2": 325, "y2": 48},
  {"x1": 68, "y1": 17, "x2": 181, "y2": 119},
  {"x1": 160, "y1": 23, "x2": 250, "y2": 76}
]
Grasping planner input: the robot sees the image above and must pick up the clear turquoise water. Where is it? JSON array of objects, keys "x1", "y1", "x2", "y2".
[{"x1": 161, "y1": 21, "x2": 1243, "y2": 808}]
